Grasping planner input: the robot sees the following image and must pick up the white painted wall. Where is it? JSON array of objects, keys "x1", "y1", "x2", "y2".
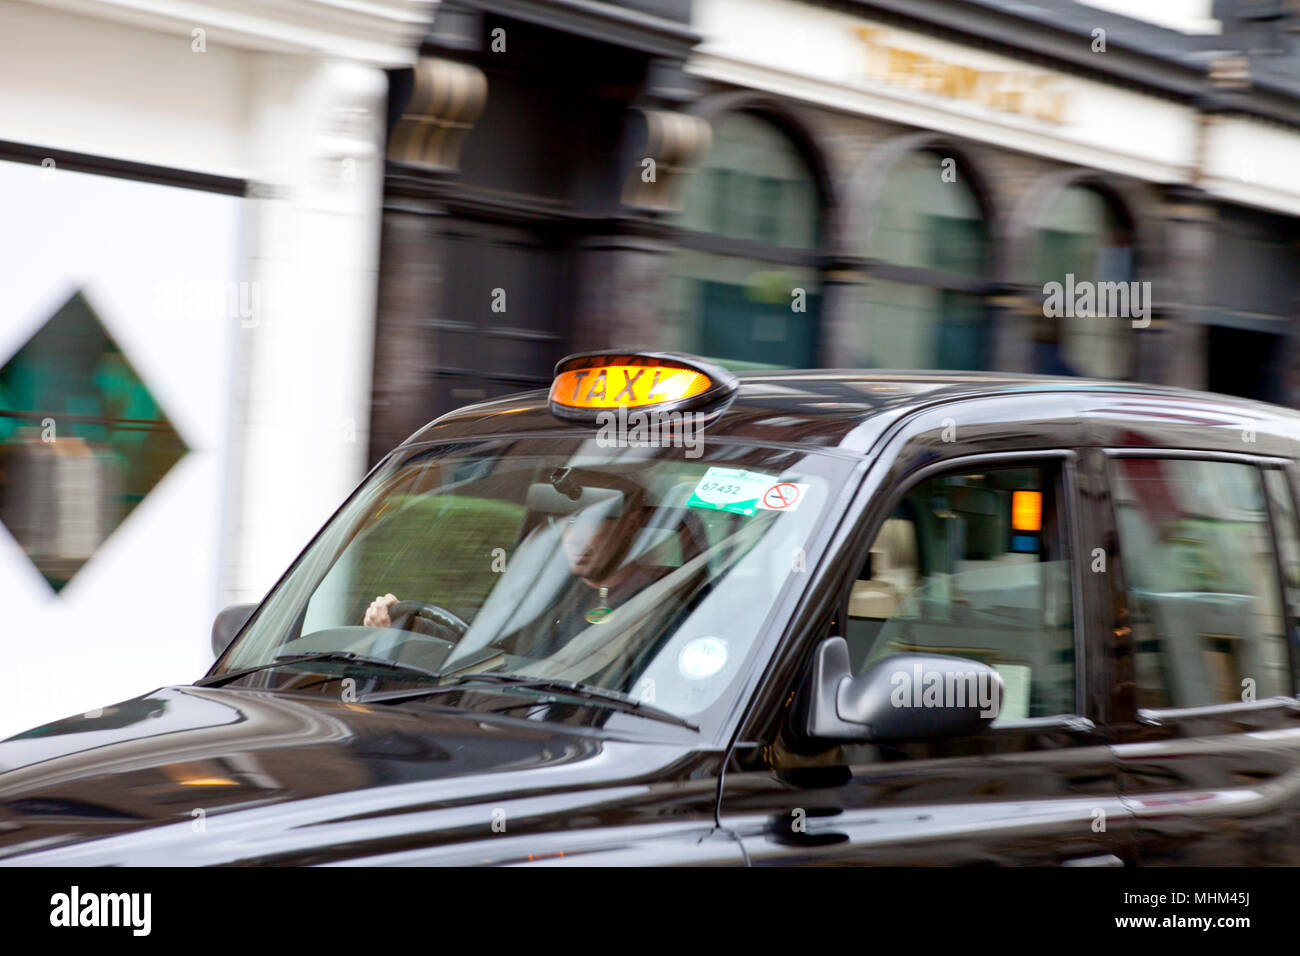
[
  {"x1": 0, "y1": 160, "x2": 242, "y2": 737},
  {"x1": 1075, "y1": 0, "x2": 1221, "y2": 35},
  {"x1": 0, "y1": 0, "x2": 421, "y2": 737},
  {"x1": 1202, "y1": 115, "x2": 1300, "y2": 218},
  {"x1": 0, "y1": 2, "x2": 251, "y2": 177}
]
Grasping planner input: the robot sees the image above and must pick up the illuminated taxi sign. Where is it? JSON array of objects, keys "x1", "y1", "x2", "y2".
[
  {"x1": 548, "y1": 352, "x2": 738, "y2": 421},
  {"x1": 554, "y1": 364, "x2": 708, "y2": 409}
]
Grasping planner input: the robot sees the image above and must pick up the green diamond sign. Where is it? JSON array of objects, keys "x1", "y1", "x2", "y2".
[{"x1": 0, "y1": 291, "x2": 189, "y2": 591}]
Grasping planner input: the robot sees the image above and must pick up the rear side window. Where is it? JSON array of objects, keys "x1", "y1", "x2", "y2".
[
  {"x1": 1109, "y1": 458, "x2": 1290, "y2": 709},
  {"x1": 848, "y1": 464, "x2": 1075, "y2": 720}
]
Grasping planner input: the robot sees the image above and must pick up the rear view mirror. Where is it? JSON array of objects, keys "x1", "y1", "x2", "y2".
[
  {"x1": 793, "y1": 638, "x2": 1003, "y2": 744},
  {"x1": 212, "y1": 604, "x2": 257, "y2": 659}
]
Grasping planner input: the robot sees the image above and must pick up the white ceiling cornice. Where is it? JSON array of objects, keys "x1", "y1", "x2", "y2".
[{"x1": 17, "y1": 0, "x2": 435, "y2": 66}]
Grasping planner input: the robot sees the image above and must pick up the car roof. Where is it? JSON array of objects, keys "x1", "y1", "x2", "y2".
[{"x1": 402, "y1": 369, "x2": 1300, "y2": 458}]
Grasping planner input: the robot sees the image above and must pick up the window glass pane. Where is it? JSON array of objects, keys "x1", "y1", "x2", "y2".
[
  {"x1": 1111, "y1": 458, "x2": 1289, "y2": 708},
  {"x1": 680, "y1": 113, "x2": 818, "y2": 249},
  {"x1": 847, "y1": 465, "x2": 1075, "y2": 719},
  {"x1": 1032, "y1": 185, "x2": 1137, "y2": 379},
  {"x1": 663, "y1": 249, "x2": 820, "y2": 369},
  {"x1": 852, "y1": 281, "x2": 989, "y2": 370},
  {"x1": 869, "y1": 150, "x2": 987, "y2": 275}
]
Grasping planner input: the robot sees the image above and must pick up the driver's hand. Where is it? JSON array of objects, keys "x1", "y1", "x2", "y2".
[{"x1": 364, "y1": 593, "x2": 399, "y2": 627}]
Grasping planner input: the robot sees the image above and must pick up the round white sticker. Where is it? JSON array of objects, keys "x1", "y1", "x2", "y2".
[{"x1": 678, "y1": 637, "x2": 728, "y2": 679}]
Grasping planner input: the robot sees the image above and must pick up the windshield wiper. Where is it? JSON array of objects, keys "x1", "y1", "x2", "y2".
[
  {"x1": 196, "y1": 652, "x2": 442, "y2": 689},
  {"x1": 360, "y1": 672, "x2": 699, "y2": 731}
]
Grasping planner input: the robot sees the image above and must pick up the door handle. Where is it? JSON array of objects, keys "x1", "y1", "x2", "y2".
[{"x1": 1062, "y1": 854, "x2": 1124, "y2": 867}]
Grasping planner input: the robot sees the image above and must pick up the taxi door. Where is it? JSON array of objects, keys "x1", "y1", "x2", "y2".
[
  {"x1": 718, "y1": 428, "x2": 1131, "y2": 865},
  {"x1": 1101, "y1": 451, "x2": 1300, "y2": 865}
]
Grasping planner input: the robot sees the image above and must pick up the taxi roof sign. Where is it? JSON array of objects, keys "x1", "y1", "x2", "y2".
[{"x1": 548, "y1": 351, "x2": 738, "y2": 422}]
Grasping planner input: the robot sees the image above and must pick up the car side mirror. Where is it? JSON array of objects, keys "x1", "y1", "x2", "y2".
[
  {"x1": 793, "y1": 638, "x2": 1003, "y2": 744},
  {"x1": 212, "y1": 604, "x2": 257, "y2": 658}
]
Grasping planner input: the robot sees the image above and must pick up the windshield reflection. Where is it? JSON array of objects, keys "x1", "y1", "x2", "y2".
[{"x1": 213, "y1": 438, "x2": 850, "y2": 733}]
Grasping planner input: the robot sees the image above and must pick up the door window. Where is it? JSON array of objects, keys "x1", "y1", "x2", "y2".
[
  {"x1": 847, "y1": 464, "x2": 1076, "y2": 720},
  {"x1": 1109, "y1": 458, "x2": 1290, "y2": 708}
]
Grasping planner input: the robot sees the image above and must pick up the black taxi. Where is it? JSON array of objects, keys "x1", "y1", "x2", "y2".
[{"x1": 4, "y1": 351, "x2": 1300, "y2": 866}]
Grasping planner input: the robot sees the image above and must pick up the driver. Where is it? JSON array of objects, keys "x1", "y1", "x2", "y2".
[{"x1": 362, "y1": 487, "x2": 671, "y2": 660}]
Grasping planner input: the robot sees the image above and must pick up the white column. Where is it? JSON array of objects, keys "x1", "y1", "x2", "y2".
[{"x1": 224, "y1": 56, "x2": 388, "y2": 608}]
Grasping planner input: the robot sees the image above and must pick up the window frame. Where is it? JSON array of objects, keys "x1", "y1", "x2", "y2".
[
  {"x1": 833, "y1": 449, "x2": 1089, "y2": 731},
  {"x1": 1267, "y1": 462, "x2": 1300, "y2": 693},
  {"x1": 1102, "y1": 447, "x2": 1299, "y2": 723}
]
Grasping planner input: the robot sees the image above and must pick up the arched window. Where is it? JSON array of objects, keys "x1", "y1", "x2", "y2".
[
  {"x1": 1031, "y1": 184, "x2": 1137, "y2": 379},
  {"x1": 854, "y1": 149, "x2": 993, "y2": 370},
  {"x1": 665, "y1": 111, "x2": 824, "y2": 369}
]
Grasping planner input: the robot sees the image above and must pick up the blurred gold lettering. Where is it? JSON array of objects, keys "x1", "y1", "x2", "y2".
[{"x1": 850, "y1": 25, "x2": 1068, "y2": 124}]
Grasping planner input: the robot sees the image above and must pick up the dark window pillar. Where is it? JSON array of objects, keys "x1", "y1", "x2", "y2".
[
  {"x1": 369, "y1": 187, "x2": 450, "y2": 465},
  {"x1": 572, "y1": 230, "x2": 677, "y2": 353},
  {"x1": 575, "y1": 99, "x2": 711, "y2": 354},
  {"x1": 1156, "y1": 189, "x2": 1215, "y2": 390},
  {"x1": 369, "y1": 55, "x2": 488, "y2": 464},
  {"x1": 817, "y1": 269, "x2": 868, "y2": 368},
  {"x1": 990, "y1": 292, "x2": 1037, "y2": 374}
]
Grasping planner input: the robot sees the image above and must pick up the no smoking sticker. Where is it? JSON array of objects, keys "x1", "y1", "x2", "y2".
[
  {"x1": 760, "y1": 482, "x2": 806, "y2": 511},
  {"x1": 688, "y1": 467, "x2": 807, "y2": 516}
]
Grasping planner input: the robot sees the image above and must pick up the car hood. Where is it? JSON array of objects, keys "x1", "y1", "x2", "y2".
[{"x1": 0, "y1": 685, "x2": 712, "y2": 865}]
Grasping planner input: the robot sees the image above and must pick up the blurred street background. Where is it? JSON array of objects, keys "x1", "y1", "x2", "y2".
[{"x1": 2, "y1": 0, "x2": 1300, "y2": 736}]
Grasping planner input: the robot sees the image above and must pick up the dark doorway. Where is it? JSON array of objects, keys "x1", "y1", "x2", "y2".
[{"x1": 1206, "y1": 325, "x2": 1285, "y2": 404}]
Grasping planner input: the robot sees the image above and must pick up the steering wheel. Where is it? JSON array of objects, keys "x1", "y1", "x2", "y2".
[{"x1": 385, "y1": 601, "x2": 470, "y2": 643}]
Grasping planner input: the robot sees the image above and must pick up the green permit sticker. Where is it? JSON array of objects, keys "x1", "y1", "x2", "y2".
[{"x1": 687, "y1": 467, "x2": 808, "y2": 516}]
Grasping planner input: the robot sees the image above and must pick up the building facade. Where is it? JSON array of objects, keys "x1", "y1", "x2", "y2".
[{"x1": 371, "y1": 0, "x2": 1300, "y2": 467}]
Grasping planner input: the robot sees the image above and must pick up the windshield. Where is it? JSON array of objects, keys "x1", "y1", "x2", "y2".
[{"x1": 214, "y1": 436, "x2": 852, "y2": 736}]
